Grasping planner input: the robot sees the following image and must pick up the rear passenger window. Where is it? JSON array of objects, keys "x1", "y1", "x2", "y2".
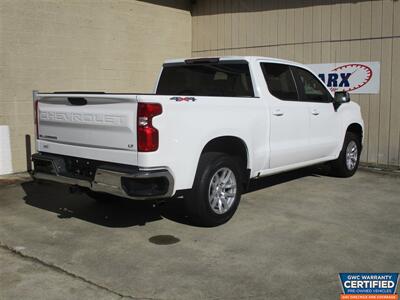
[{"x1": 261, "y1": 63, "x2": 299, "y2": 101}]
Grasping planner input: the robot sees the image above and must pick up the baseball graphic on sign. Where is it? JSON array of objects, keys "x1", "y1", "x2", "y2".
[
  {"x1": 307, "y1": 61, "x2": 380, "y2": 94},
  {"x1": 331, "y1": 64, "x2": 373, "y2": 92}
]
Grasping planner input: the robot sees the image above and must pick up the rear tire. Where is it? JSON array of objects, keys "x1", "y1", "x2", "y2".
[
  {"x1": 185, "y1": 152, "x2": 243, "y2": 227},
  {"x1": 330, "y1": 132, "x2": 361, "y2": 177}
]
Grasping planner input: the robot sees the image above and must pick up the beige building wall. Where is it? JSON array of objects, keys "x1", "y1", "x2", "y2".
[
  {"x1": 0, "y1": 0, "x2": 191, "y2": 173},
  {"x1": 192, "y1": 0, "x2": 400, "y2": 168}
]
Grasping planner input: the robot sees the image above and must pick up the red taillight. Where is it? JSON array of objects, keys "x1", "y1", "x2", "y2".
[
  {"x1": 34, "y1": 100, "x2": 39, "y2": 138},
  {"x1": 137, "y1": 103, "x2": 162, "y2": 152}
]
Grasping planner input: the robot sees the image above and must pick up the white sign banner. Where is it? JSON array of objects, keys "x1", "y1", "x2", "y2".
[{"x1": 306, "y1": 62, "x2": 380, "y2": 94}]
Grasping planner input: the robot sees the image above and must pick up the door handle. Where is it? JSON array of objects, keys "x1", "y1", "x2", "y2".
[
  {"x1": 311, "y1": 109, "x2": 319, "y2": 115},
  {"x1": 272, "y1": 109, "x2": 284, "y2": 116}
]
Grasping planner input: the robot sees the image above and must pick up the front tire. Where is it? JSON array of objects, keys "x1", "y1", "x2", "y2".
[
  {"x1": 186, "y1": 152, "x2": 243, "y2": 227},
  {"x1": 330, "y1": 132, "x2": 361, "y2": 177}
]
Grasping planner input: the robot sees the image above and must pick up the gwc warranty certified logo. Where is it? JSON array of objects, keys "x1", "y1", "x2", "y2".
[{"x1": 339, "y1": 273, "x2": 399, "y2": 300}]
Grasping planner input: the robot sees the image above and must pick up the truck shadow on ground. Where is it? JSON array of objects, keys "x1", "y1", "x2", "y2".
[{"x1": 21, "y1": 165, "x2": 328, "y2": 228}]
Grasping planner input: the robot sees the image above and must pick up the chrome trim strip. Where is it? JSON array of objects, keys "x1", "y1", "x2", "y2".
[{"x1": 34, "y1": 172, "x2": 91, "y2": 189}]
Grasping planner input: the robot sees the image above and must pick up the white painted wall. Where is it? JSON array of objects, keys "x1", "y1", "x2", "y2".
[{"x1": 0, "y1": 125, "x2": 13, "y2": 175}]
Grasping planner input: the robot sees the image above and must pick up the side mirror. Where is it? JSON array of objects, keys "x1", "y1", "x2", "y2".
[
  {"x1": 333, "y1": 91, "x2": 350, "y2": 109},
  {"x1": 334, "y1": 91, "x2": 350, "y2": 103}
]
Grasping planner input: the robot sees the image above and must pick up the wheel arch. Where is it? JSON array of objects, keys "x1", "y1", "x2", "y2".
[
  {"x1": 346, "y1": 123, "x2": 363, "y2": 149},
  {"x1": 200, "y1": 136, "x2": 251, "y2": 188}
]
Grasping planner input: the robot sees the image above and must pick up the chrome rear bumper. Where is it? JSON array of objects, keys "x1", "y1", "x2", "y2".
[{"x1": 31, "y1": 153, "x2": 174, "y2": 200}]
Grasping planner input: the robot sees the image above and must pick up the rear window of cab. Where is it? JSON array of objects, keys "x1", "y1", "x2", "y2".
[{"x1": 156, "y1": 60, "x2": 254, "y2": 97}]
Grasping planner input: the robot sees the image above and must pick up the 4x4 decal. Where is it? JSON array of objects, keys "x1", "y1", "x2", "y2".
[{"x1": 170, "y1": 96, "x2": 196, "y2": 102}]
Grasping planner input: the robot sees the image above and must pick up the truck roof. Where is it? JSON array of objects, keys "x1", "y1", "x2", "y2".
[{"x1": 164, "y1": 56, "x2": 304, "y2": 67}]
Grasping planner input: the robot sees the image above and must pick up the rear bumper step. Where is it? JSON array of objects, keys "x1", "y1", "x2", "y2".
[{"x1": 31, "y1": 153, "x2": 174, "y2": 200}]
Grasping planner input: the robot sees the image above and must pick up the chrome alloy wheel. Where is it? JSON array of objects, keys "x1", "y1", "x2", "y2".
[
  {"x1": 346, "y1": 140, "x2": 358, "y2": 170},
  {"x1": 208, "y1": 167, "x2": 237, "y2": 214}
]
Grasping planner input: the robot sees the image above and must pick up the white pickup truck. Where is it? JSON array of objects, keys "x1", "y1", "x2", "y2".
[{"x1": 32, "y1": 56, "x2": 364, "y2": 226}]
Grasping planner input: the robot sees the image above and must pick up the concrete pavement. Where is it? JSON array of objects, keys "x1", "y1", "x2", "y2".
[{"x1": 0, "y1": 168, "x2": 399, "y2": 299}]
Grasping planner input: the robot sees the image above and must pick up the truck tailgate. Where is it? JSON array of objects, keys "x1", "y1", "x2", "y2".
[{"x1": 36, "y1": 94, "x2": 138, "y2": 151}]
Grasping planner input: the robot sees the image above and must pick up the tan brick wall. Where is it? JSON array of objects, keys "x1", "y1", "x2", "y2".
[{"x1": 0, "y1": 0, "x2": 191, "y2": 173}]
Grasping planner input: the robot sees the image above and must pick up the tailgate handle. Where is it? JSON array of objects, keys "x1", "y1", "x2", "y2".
[{"x1": 68, "y1": 97, "x2": 87, "y2": 106}]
